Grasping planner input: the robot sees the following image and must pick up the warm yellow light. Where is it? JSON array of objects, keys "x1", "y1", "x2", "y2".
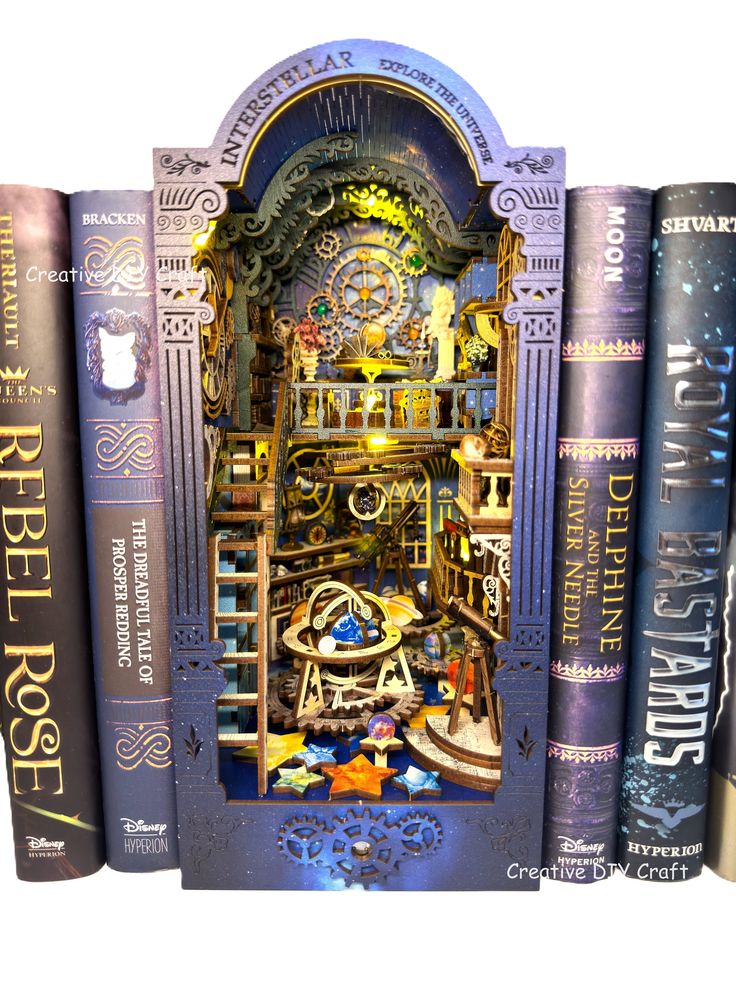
[
  {"x1": 365, "y1": 390, "x2": 381, "y2": 412},
  {"x1": 460, "y1": 537, "x2": 470, "y2": 563},
  {"x1": 368, "y1": 435, "x2": 390, "y2": 447},
  {"x1": 366, "y1": 194, "x2": 377, "y2": 207},
  {"x1": 193, "y1": 221, "x2": 217, "y2": 249}
]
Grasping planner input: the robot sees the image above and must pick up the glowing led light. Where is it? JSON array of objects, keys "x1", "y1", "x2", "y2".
[
  {"x1": 365, "y1": 391, "x2": 381, "y2": 412},
  {"x1": 193, "y1": 221, "x2": 217, "y2": 249}
]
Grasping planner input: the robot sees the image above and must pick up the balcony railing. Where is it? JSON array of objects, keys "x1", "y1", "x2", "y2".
[
  {"x1": 431, "y1": 529, "x2": 510, "y2": 638},
  {"x1": 289, "y1": 379, "x2": 496, "y2": 439},
  {"x1": 452, "y1": 449, "x2": 513, "y2": 532}
]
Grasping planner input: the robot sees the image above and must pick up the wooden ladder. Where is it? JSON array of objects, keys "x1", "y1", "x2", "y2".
[
  {"x1": 207, "y1": 384, "x2": 290, "y2": 795},
  {"x1": 209, "y1": 532, "x2": 269, "y2": 795}
]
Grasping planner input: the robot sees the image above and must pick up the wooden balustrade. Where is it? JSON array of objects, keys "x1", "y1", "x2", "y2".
[{"x1": 289, "y1": 379, "x2": 496, "y2": 439}]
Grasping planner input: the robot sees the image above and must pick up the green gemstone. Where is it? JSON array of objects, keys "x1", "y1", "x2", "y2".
[
  {"x1": 409, "y1": 254, "x2": 422, "y2": 267},
  {"x1": 316, "y1": 302, "x2": 328, "y2": 316}
]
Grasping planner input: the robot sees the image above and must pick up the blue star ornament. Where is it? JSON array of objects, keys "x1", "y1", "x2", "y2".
[
  {"x1": 392, "y1": 766, "x2": 442, "y2": 800},
  {"x1": 292, "y1": 743, "x2": 338, "y2": 771}
]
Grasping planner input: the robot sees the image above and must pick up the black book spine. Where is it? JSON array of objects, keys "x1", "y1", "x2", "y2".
[
  {"x1": 618, "y1": 183, "x2": 736, "y2": 880},
  {"x1": 544, "y1": 186, "x2": 652, "y2": 881},
  {"x1": 0, "y1": 185, "x2": 105, "y2": 880},
  {"x1": 705, "y1": 458, "x2": 736, "y2": 879}
]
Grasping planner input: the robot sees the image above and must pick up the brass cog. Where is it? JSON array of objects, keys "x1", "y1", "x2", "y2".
[
  {"x1": 403, "y1": 249, "x2": 427, "y2": 277},
  {"x1": 314, "y1": 230, "x2": 341, "y2": 261},
  {"x1": 306, "y1": 291, "x2": 339, "y2": 326}
]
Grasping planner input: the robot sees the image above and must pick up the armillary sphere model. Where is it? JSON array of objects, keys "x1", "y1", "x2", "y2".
[{"x1": 270, "y1": 581, "x2": 423, "y2": 736}]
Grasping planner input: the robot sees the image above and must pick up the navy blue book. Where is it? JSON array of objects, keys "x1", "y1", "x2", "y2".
[
  {"x1": 705, "y1": 456, "x2": 736, "y2": 880},
  {"x1": 545, "y1": 186, "x2": 652, "y2": 882},
  {"x1": 618, "y1": 183, "x2": 736, "y2": 880},
  {"x1": 69, "y1": 190, "x2": 178, "y2": 871}
]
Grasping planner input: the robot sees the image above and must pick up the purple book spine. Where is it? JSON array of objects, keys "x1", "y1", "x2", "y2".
[{"x1": 544, "y1": 186, "x2": 653, "y2": 881}]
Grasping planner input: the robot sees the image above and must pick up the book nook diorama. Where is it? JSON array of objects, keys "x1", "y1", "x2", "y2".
[{"x1": 153, "y1": 40, "x2": 564, "y2": 889}]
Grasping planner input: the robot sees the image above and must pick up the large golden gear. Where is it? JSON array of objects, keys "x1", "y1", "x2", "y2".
[{"x1": 326, "y1": 246, "x2": 406, "y2": 331}]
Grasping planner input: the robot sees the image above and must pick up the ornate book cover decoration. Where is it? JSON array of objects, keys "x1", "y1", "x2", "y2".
[
  {"x1": 0, "y1": 185, "x2": 105, "y2": 880},
  {"x1": 153, "y1": 39, "x2": 564, "y2": 890},
  {"x1": 618, "y1": 183, "x2": 736, "y2": 880},
  {"x1": 69, "y1": 190, "x2": 178, "y2": 871},
  {"x1": 544, "y1": 186, "x2": 653, "y2": 881}
]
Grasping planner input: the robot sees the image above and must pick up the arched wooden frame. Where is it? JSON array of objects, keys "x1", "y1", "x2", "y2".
[{"x1": 153, "y1": 39, "x2": 565, "y2": 890}]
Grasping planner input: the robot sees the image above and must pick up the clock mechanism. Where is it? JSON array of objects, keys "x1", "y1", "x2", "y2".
[
  {"x1": 275, "y1": 220, "x2": 454, "y2": 359},
  {"x1": 326, "y1": 244, "x2": 407, "y2": 331}
]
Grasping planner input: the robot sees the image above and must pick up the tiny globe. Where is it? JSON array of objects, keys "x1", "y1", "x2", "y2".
[
  {"x1": 367, "y1": 713, "x2": 396, "y2": 741},
  {"x1": 424, "y1": 631, "x2": 449, "y2": 661}
]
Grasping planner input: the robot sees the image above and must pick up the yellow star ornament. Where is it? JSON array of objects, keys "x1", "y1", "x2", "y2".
[
  {"x1": 272, "y1": 766, "x2": 326, "y2": 798},
  {"x1": 233, "y1": 732, "x2": 307, "y2": 772}
]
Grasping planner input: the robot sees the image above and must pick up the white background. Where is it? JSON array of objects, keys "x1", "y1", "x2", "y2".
[{"x1": 2, "y1": 1, "x2": 735, "y2": 977}]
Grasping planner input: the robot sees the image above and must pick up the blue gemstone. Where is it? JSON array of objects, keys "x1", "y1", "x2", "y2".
[
  {"x1": 365, "y1": 618, "x2": 380, "y2": 641},
  {"x1": 331, "y1": 612, "x2": 364, "y2": 645}
]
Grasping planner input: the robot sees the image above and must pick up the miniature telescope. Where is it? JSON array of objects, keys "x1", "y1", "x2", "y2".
[{"x1": 446, "y1": 595, "x2": 503, "y2": 644}]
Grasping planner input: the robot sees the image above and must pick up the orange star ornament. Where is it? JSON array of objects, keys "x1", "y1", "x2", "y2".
[{"x1": 322, "y1": 753, "x2": 397, "y2": 800}]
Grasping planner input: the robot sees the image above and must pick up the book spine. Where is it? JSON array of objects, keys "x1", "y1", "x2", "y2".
[
  {"x1": 68, "y1": 190, "x2": 178, "y2": 871},
  {"x1": 705, "y1": 461, "x2": 736, "y2": 879},
  {"x1": 544, "y1": 186, "x2": 652, "y2": 882},
  {"x1": 618, "y1": 183, "x2": 736, "y2": 880},
  {"x1": 0, "y1": 185, "x2": 105, "y2": 880}
]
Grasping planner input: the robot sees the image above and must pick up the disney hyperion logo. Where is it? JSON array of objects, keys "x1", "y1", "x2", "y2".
[
  {"x1": 120, "y1": 818, "x2": 168, "y2": 836},
  {"x1": 25, "y1": 836, "x2": 65, "y2": 855}
]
